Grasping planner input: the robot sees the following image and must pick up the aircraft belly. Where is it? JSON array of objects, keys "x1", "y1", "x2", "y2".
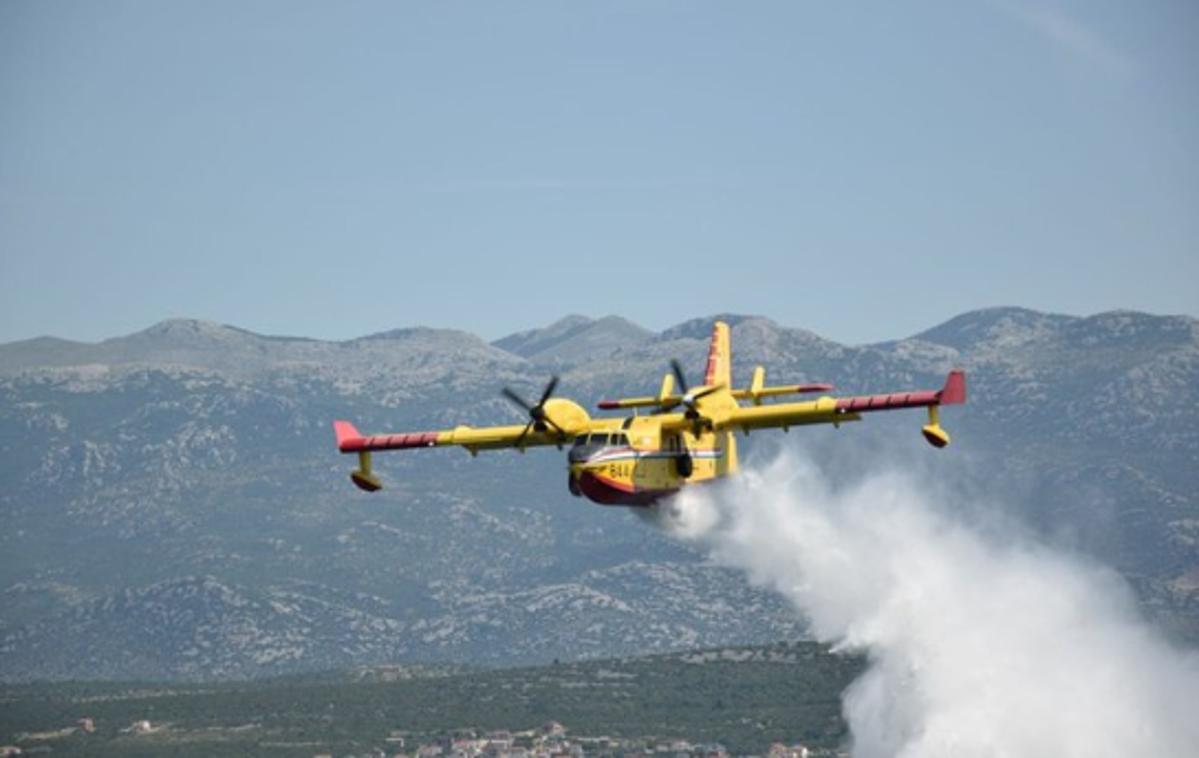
[
  {"x1": 575, "y1": 470, "x2": 674, "y2": 507},
  {"x1": 572, "y1": 448, "x2": 726, "y2": 506}
]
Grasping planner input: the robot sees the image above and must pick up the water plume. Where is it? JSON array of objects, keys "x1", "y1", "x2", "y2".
[{"x1": 653, "y1": 449, "x2": 1199, "y2": 757}]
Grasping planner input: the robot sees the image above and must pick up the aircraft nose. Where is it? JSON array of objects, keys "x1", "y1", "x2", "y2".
[{"x1": 568, "y1": 443, "x2": 603, "y2": 465}]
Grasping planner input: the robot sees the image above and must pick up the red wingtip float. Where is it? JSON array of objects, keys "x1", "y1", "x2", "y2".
[{"x1": 334, "y1": 322, "x2": 967, "y2": 505}]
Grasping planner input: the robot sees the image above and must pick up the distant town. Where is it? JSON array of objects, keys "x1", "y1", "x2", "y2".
[
  {"x1": 3, "y1": 716, "x2": 843, "y2": 758},
  {"x1": 370, "y1": 721, "x2": 835, "y2": 758}
]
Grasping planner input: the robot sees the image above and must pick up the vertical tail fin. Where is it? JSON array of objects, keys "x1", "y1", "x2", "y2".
[{"x1": 704, "y1": 321, "x2": 732, "y2": 387}]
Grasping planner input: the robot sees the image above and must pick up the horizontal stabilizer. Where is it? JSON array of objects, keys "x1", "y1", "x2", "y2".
[
  {"x1": 731, "y1": 383, "x2": 833, "y2": 403},
  {"x1": 596, "y1": 396, "x2": 670, "y2": 410}
]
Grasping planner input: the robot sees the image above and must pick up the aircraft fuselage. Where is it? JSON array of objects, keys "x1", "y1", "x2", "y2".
[{"x1": 566, "y1": 417, "x2": 738, "y2": 506}]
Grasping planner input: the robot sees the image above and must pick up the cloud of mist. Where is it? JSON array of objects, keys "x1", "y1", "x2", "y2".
[{"x1": 653, "y1": 450, "x2": 1199, "y2": 757}]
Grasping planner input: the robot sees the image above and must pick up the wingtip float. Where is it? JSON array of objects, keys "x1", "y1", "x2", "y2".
[{"x1": 333, "y1": 322, "x2": 967, "y2": 504}]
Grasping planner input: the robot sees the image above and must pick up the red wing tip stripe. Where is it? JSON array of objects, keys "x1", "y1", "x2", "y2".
[
  {"x1": 836, "y1": 390, "x2": 940, "y2": 413},
  {"x1": 371, "y1": 432, "x2": 440, "y2": 449},
  {"x1": 341, "y1": 431, "x2": 439, "y2": 452}
]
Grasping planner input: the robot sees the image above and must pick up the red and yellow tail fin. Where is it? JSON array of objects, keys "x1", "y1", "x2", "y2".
[{"x1": 704, "y1": 322, "x2": 732, "y2": 387}]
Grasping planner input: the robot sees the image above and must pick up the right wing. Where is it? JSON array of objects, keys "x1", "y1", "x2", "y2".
[{"x1": 716, "y1": 370, "x2": 967, "y2": 446}]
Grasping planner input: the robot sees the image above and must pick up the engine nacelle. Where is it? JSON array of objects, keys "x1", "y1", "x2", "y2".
[{"x1": 541, "y1": 398, "x2": 592, "y2": 435}]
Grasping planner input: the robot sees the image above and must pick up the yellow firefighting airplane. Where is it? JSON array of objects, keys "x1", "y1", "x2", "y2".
[{"x1": 334, "y1": 322, "x2": 966, "y2": 506}]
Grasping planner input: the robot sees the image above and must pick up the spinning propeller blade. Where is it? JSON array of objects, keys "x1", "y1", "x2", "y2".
[
  {"x1": 671, "y1": 359, "x2": 690, "y2": 395},
  {"x1": 503, "y1": 376, "x2": 565, "y2": 447},
  {"x1": 666, "y1": 359, "x2": 723, "y2": 424}
]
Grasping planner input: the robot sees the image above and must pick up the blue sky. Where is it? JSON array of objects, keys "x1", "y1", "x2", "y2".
[{"x1": 1, "y1": 0, "x2": 1195, "y2": 346}]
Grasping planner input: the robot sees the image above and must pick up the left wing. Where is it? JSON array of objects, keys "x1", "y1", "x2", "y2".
[
  {"x1": 335, "y1": 420, "x2": 562, "y2": 454},
  {"x1": 717, "y1": 370, "x2": 967, "y2": 447},
  {"x1": 333, "y1": 396, "x2": 602, "y2": 491}
]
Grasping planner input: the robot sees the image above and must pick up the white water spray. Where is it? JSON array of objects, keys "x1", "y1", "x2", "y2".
[{"x1": 654, "y1": 450, "x2": 1199, "y2": 757}]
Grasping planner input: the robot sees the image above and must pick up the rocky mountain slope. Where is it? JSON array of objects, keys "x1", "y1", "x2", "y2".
[{"x1": 1, "y1": 308, "x2": 1195, "y2": 681}]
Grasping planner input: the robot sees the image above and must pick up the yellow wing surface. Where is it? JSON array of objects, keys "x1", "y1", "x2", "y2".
[
  {"x1": 598, "y1": 321, "x2": 966, "y2": 446},
  {"x1": 715, "y1": 369, "x2": 966, "y2": 444},
  {"x1": 635, "y1": 369, "x2": 965, "y2": 443},
  {"x1": 334, "y1": 402, "x2": 607, "y2": 452},
  {"x1": 333, "y1": 396, "x2": 611, "y2": 491}
]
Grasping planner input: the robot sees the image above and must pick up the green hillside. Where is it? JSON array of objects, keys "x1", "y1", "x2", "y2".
[{"x1": 0, "y1": 642, "x2": 862, "y2": 757}]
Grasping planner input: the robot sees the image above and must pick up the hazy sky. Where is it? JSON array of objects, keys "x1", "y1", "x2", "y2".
[{"x1": 2, "y1": 0, "x2": 1195, "y2": 346}]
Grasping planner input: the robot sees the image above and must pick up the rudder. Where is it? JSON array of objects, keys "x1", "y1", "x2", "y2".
[{"x1": 704, "y1": 322, "x2": 732, "y2": 387}]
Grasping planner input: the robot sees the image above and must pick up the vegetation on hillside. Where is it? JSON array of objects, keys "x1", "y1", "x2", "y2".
[{"x1": 0, "y1": 642, "x2": 863, "y2": 757}]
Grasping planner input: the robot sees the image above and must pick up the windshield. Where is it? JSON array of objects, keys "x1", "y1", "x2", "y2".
[{"x1": 572, "y1": 433, "x2": 630, "y2": 447}]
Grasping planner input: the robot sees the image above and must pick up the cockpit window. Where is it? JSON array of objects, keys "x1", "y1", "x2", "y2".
[{"x1": 573, "y1": 433, "x2": 630, "y2": 447}]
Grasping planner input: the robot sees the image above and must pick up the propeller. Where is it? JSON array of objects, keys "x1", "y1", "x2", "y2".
[
  {"x1": 667, "y1": 359, "x2": 723, "y2": 417},
  {"x1": 663, "y1": 359, "x2": 721, "y2": 465},
  {"x1": 671, "y1": 359, "x2": 690, "y2": 397},
  {"x1": 503, "y1": 375, "x2": 565, "y2": 448}
]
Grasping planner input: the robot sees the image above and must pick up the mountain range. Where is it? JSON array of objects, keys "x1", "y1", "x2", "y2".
[{"x1": 1, "y1": 308, "x2": 1196, "y2": 681}]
